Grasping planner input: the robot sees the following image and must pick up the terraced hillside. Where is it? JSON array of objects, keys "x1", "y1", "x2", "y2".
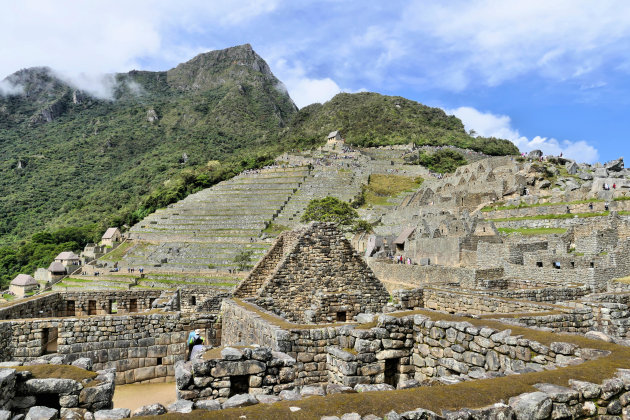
[{"x1": 114, "y1": 166, "x2": 310, "y2": 271}]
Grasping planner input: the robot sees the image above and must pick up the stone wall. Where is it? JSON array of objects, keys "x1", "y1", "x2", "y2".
[
  {"x1": 175, "y1": 346, "x2": 297, "y2": 403},
  {"x1": 1, "y1": 312, "x2": 221, "y2": 385},
  {"x1": 422, "y1": 288, "x2": 557, "y2": 315},
  {"x1": 326, "y1": 313, "x2": 591, "y2": 387},
  {"x1": 0, "y1": 290, "x2": 163, "y2": 320}
]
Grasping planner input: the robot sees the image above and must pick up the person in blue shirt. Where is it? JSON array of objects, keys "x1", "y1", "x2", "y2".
[{"x1": 187, "y1": 329, "x2": 204, "y2": 360}]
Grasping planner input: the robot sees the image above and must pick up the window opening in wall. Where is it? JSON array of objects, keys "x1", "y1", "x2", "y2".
[
  {"x1": 230, "y1": 375, "x2": 250, "y2": 396},
  {"x1": 66, "y1": 300, "x2": 75, "y2": 316},
  {"x1": 157, "y1": 357, "x2": 163, "y2": 365},
  {"x1": 109, "y1": 300, "x2": 118, "y2": 314},
  {"x1": 42, "y1": 327, "x2": 58, "y2": 354},
  {"x1": 88, "y1": 300, "x2": 96, "y2": 315},
  {"x1": 35, "y1": 393, "x2": 61, "y2": 410},
  {"x1": 554, "y1": 262, "x2": 561, "y2": 269},
  {"x1": 384, "y1": 358, "x2": 400, "y2": 387},
  {"x1": 336, "y1": 311, "x2": 347, "y2": 322},
  {"x1": 571, "y1": 261, "x2": 575, "y2": 268},
  {"x1": 190, "y1": 296, "x2": 196, "y2": 306},
  {"x1": 149, "y1": 298, "x2": 156, "y2": 308},
  {"x1": 590, "y1": 262, "x2": 595, "y2": 268},
  {"x1": 536, "y1": 262, "x2": 543, "y2": 268},
  {"x1": 129, "y1": 299, "x2": 138, "y2": 313}
]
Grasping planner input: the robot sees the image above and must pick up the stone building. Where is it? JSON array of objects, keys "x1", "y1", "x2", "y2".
[
  {"x1": 101, "y1": 227, "x2": 122, "y2": 247},
  {"x1": 55, "y1": 251, "x2": 81, "y2": 267},
  {"x1": 234, "y1": 222, "x2": 390, "y2": 323},
  {"x1": 326, "y1": 130, "x2": 344, "y2": 150},
  {"x1": 9, "y1": 274, "x2": 38, "y2": 297}
]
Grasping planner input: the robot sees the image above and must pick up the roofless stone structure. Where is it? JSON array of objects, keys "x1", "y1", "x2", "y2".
[{"x1": 234, "y1": 222, "x2": 390, "y2": 323}]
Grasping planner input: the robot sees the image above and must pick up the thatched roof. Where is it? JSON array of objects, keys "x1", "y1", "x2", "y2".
[{"x1": 11, "y1": 274, "x2": 37, "y2": 286}]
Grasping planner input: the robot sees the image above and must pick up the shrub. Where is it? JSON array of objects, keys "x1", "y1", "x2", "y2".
[{"x1": 301, "y1": 197, "x2": 359, "y2": 225}]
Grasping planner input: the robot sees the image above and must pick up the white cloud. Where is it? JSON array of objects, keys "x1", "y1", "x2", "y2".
[
  {"x1": 446, "y1": 106, "x2": 600, "y2": 163},
  {"x1": 0, "y1": 1, "x2": 281, "y2": 83},
  {"x1": 271, "y1": 59, "x2": 341, "y2": 108},
  {"x1": 0, "y1": 80, "x2": 23, "y2": 96},
  {"x1": 396, "y1": 0, "x2": 630, "y2": 90}
]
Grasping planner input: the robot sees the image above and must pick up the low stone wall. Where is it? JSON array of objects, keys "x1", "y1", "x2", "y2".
[
  {"x1": 0, "y1": 293, "x2": 63, "y2": 320},
  {"x1": 500, "y1": 308, "x2": 595, "y2": 334},
  {"x1": 0, "y1": 290, "x2": 164, "y2": 320},
  {"x1": 330, "y1": 368, "x2": 630, "y2": 420},
  {"x1": 2, "y1": 312, "x2": 221, "y2": 385},
  {"x1": 0, "y1": 359, "x2": 115, "y2": 417},
  {"x1": 423, "y1": 288, "x2": 556, "y2": 315},
  {"x1": 175, "y1": 346, "x2": 297, "y2": 403},
  {"x1": 326, "y1": 313, "x2": 593, "y2": 387},
  {"x1": 367, "y1": 261, "x2": 476, "y2": 288}
]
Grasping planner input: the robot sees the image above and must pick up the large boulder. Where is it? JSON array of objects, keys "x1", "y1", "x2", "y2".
[
  {"x1": 174, "y1": 361, "x2": 192, "y2": 389},
  {"x1": 93, "y1": 408, "x2": 131, "y2": 419},
  {"x1": 508, "y1": 392, "x2": 552, "y2": 420},
  {"x1": 131, "y1": 404, "x2": 166, "y2": 417},
  {"x1": 194, "y1": 399, "x2": 221, "y2": 411},
  {"x1": 594, "y1": 167, "x2": 609, "y2": 178},
  {"x1": 605, "y1": 157, "x2": 624, "y2": 172},
  {"x1": 527, "y1": 150, "x2": 543, "y2": 160},
  {"x1": 23, "y1": 378, "x2": 82, "y2": 394},
  {"x1": 167, "y1": 400, "x2": 194, "y2": 414},
  {"x1": 26, "y1": 406, "x2": 59, "y2": 420},
  {"x1": 565, "y1": 161, "x2": 578, "y2": 175},
  {"x1": 222, "y1": 394, "x2": 258, "y2": 409}
]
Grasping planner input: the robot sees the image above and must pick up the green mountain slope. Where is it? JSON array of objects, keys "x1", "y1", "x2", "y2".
[
  {"x1": 281, "y1": 92, "x2": 519, "y2": 155},
  {"x1": 0, "y1": 44, "x2": 297, "y2": 246}
]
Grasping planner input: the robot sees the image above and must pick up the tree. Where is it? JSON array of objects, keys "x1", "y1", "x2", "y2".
[
  {"x1": 233, "y1": 250, "x2": 254, "y2": 271},
  {"x1": 352, "y1": 219, "x2": 374, "y2": 234},
  {"x1": 415, "y1": 149, "x2": 467, "y2": 173},
  {"x1": 301, "y1": 197, "x2": 359, "y2": 225}
]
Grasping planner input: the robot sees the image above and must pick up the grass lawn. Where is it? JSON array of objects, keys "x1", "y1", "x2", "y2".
[
  {"x1": 364, "y1": 174, "x2": 422, "y2": 206},
  {"x1": 99, "y1": 240, "x2": 135, "y2": 261},
  {"x1": 490, "y1": 211, "x2": 609, "y2": 222},
  {"x1": 497, "y1": 227, "x2": 567, "y2": 235}
]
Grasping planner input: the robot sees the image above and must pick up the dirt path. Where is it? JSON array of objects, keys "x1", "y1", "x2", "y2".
[{"x1": 113, "y1": 381, "x2": 176, "y2": 411}]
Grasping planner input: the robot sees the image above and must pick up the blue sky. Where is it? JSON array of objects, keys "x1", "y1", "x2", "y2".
[{"x1": 1, "y1": 1, "x2": 629, "y2": 163}]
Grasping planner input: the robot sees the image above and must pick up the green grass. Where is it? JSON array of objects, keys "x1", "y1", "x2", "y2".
[
  {"x1": 490, "y1": 211, "x2": 609, "y2": 222},
  {"x1": 363, "y1": 174, "x2": 423, "y2": 206},
  {"x1": 99, "y1": 240, "x2": 134, "y2": 261},
  {"x1": 483, "y1": 198, "x2": 601, "y2": 212},
  {"x1": 497, "y1": 227, "x2": 567, "y2": 235},
  {"x1": 614, "y1": 196, "x2": 630, "y2": 201},
  {"x1": 2, "y1": 294, "x2": 15, "y2": 301},
  {"x1": 262, "y1": 223, "x2": 290, "y2": 235}
]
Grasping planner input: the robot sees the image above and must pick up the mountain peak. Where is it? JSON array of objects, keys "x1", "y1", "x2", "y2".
[{"x1": 166, "y1": 44, "x2": 276, "y2": 91}]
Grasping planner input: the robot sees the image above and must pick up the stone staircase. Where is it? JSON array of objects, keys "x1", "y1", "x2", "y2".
[{"x1": 119, "y1": 167, "x2": 309, "y2": 271}]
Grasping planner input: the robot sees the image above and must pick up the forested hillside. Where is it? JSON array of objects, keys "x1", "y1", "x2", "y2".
[
  {"x1": 0, "y1": 44, "x2": 519, "y2": 286},
  {"x1": 282, "y1": 92, "x2": 519, "y2": 155}
]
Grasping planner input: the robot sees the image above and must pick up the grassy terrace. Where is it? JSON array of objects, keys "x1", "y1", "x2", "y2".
[
  {"x1": 490, "y1": 211, "x2": 609, "y2": 222},
  {"x1": 15, "y1": 365, "x2": 98, "y2": 382},
  {"x1": 482, "y1": 198, "x2": 602, "y2": 212},
  {"x1": 363, "y1": 174, "x2": 423, "y2": 206},
  {"x1": 99, "y1": 241, "x2": 135, "y2": 261},
  {"x1": 497, "y1": 227, "x2": 567, "y2": 235},
  {"x1": 149, "y1": 303, "x2": 630, "y2": 420}
]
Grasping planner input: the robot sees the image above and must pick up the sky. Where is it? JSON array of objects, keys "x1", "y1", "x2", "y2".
[{"x1": 1, "y1": 1, "x2": 629, "y2": 163}]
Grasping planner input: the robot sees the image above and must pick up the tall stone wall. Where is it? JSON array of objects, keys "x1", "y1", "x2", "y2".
[
  {"x1": 1, "y1": 312, "x2": 220, "y2": 385},
  {"x1": 423, "y1": 288, "x2": 557, "y2": 315}
]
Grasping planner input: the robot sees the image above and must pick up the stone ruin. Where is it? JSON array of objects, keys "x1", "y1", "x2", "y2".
[
  {"x1": 234, "y1": 222, "x2": 390, "y2": 323},
  {"x1": 3, "y1": 152, "x2": 630, "y2": 418}
]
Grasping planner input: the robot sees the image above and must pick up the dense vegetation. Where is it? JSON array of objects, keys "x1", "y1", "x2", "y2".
[
  {"x1": 282, "y1": 92, "x2": 519, "y2": 156},
  {"x1": 0, "y1": 225, "x2": 100, "y2": 287},
  {"x1": 357, "y1": 174, "x2": 423, "y2": 206},
  {"x1": 0, "y1": 45, "x2": 297, "y2": 248},
  {"x1": 412, "y1": 149, "x2": 468, "y2": 173},
  {"x1": 301, "y1": 197, "x2": 359, "y2": 226}
]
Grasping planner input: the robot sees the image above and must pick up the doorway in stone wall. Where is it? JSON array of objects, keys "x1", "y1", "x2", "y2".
[
  {"x1": 129, "y1": 299, "x2": 138, "y2": 313},
  {"x1": 88, "y1": 300, "x2": 96, "y2": 315},
  {"x1": 66, "y1": 300, "x2": 75, "y2": 316},
  {"x1": 42, "y1": 327, "x2": 58, "y2": 354},
  {"x1": 229, "y1": 375, "x2": 249, "y2": 396},
  {"x1": 384, "y1": 358, "x2": 400, "y2": 387}
]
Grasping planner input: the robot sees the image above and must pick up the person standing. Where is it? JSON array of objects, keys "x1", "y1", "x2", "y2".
[{"x1": 187, "y1": 329, "x2": 204, "y2": 360}]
